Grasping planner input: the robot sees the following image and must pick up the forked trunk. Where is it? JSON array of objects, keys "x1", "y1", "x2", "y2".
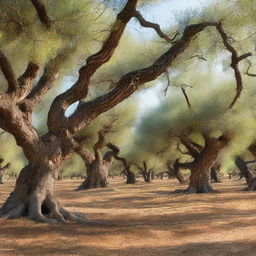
[{"x1": 77, "y1": 160, "x2": 109, "y2": 190}]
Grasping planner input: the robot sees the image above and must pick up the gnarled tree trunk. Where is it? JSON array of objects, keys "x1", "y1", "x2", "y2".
[
  {"x1": 76, "y1": 131, "x2": 119, "y2": 190},
  {"x1": 175, "y1": 134, "x2": 229, "y2": 193},
  {"x1": 0, "y1": 136, "x2": 89, "y2": 223}
]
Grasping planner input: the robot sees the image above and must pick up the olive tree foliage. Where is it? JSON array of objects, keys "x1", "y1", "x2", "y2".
[
  {"x1": 126, "y1": 72, "x2": 256, "y2": 176},
  {"x1": 0, "y1": 0, "x2": 253, "y2": 221}
]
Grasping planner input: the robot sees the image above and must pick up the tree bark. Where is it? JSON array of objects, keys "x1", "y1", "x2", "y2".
[
  {"x1": 77, "y1": 160, "x2": 109, "y2": 190},
  {"x1": 235, "y1": 156, "x2": 254, "y2": 184},
  {"x1": 181, "y1": 135, "x2": 229, "y2": 193},
  {"x1": 76, "y1": 131, "x2": 119, "y2": 190}
]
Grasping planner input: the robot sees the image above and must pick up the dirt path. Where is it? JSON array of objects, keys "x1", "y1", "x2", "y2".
[{"x1": 0, "y1": 177, "x2": 256, "y2": 256}]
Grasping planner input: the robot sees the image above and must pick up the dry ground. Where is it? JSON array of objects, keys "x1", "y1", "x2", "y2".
[{"x1": 0, "y1": 177, "x2": 256, "y2": 256}]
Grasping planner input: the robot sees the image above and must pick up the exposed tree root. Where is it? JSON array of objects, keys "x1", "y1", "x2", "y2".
[
  {"x1": 0, "y1": 192, "x2": 110, "y2": 225},
  {"x1": 174, "y1": 183, "x2": 216, "y2": 194}
]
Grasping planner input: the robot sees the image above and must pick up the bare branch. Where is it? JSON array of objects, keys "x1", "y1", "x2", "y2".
[
  {"x1": 25, "y1": 67, "x2": 58, "y2": 107},
  {"x1": 245, "y1": 160, "x2": 256, "y2": 164},
  {"x1": 181, "y1": 87, "x2": 192, "y2": 109},
  {"x1": 16, "y1": 62, "x2": 40, "y2": 101},
  {"x1": 187, "y1": 54, "x2": 207, "y2": 61},
  {"x1": 163, "y1": 70, "x2": 170, "y2": 95},
  {"x1": 245, "y1": 61, "x2": 256, "y2": 77},
  {"x1": 48, "y1": 0, "x2": 138, "y2": 132},
  {"x1": 215, "y1": 23, "x2": 252, "y2": 109},
  {"x1": 93, "y1": 130, "x2": 107, "y2": 162},
  {"x1": 133, "y1": 11, "x2": 178, "y2": 43},
  {"x1": 115, "y1": 155, "x2": 127, "y2": 168},
  {"x1": 68, "y1": 22, "x2": 222, "y2": 134},
  {"x1": 0, "y1": 50, "x2": 19, "y2": 93},
  {"x1": 30, "y1": 0, "x2": 52, "y2": 30}
]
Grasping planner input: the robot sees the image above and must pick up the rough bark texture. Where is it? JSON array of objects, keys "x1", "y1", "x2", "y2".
[{"x1": 76, "y1": 131, "x2": 120, "y2": 190}]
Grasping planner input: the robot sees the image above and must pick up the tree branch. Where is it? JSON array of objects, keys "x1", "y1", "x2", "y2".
[
  {"x1": 178, "y1": 135, "x2": 201, "y2": 158},
  {"x1": 68, "y1": 22, "x2": 221, "y2": 134},
  {"x1": 0, "y1": 94, "x2": 40, "y2": 161},
  {"x1": 245, "y1": 61, "x2": 256, "y2": 77},
  {"x1": 93, "y1": 130, "x2": 106, "y2": 162},
  {"x1": 25, "y1": 67, "x2": 58, "y2": 107},
  {"x1": 0, "y1": 50, "x2": 19, "y2": 93},
  {"x1": 48, "y1": 0, "x2": 138, "y2": 132},
  {"x1": 30, "y1": 0, "x2": 52, "y2": 30},
  {"x1": 16, "y1": 62, "x2": 40, "y2": 101},
  {"x1": 103, "y1": 143, "x2": 120, "y2": 162},
  {"x1": 215, "y1": 23, "x2": 252, "y2": 109},
  {"x1": 181, "y1": 87, "x2": 192, "y2": 109},
  {"x1": 133, "y1": 10, "x2": 178, "y2": 43}
]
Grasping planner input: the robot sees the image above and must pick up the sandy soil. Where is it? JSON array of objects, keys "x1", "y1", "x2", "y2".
[{"x1": 0, "y1": 177, "x2": 256, "y2": 256}]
